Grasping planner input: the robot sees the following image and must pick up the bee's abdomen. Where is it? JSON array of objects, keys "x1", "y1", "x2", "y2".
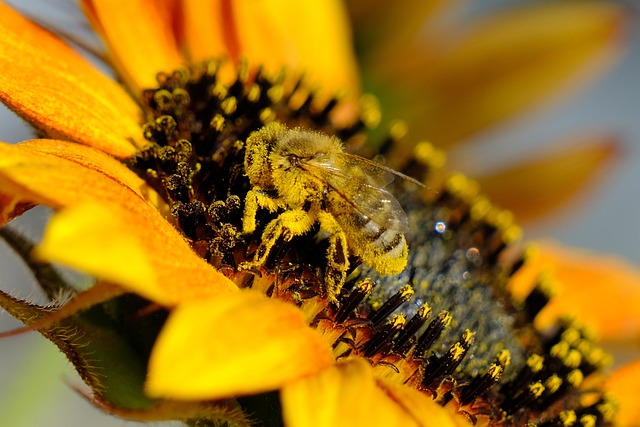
[{"x1": 347, "y1": 211, "x2": 408, "y2": 276}]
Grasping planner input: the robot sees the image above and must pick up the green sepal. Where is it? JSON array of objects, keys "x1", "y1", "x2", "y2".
[{"x1": 0, "y1": 289, "x2": 155, "y2": 409}]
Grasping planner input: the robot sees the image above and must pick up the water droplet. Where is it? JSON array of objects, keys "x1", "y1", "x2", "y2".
[
  {"x1": 466, "y1": 247, "x2": 481, "y2": 263},
  {"x1": 434, "y1": 221, "x2": 447, "y2": 233}
]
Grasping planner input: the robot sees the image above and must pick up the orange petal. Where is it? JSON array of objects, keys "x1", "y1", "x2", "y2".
[
  {"x1": 182, "y1": 0, "x2": 359, "y2": 96},
  {"x1": 382, "y1": 2, "x2": 625, "y2": 146},
  {"x1": 282, "y1": 357, "x2": 422, "y2": 427},
  {"x1": 81, "y1": 0, "x2": 184, "y2": 94},
  {"x1": 0, "y1": 139, "x2": 161, "y2": 219},
  {"x1": 0, "y1": 140, "x2": 237, "y2": 304},
  {"x1": 476, "y1": 135, "x2": 620, "y2": 223},
  {"x1": 509, "y1": 241, "x2": 640, "y2": 341},
  {"x1": 0, "y1": 2, "x2": 143, "y2": 157},
  {"x1": 146, "y1": 290, "x2": 334, "y2": 399},
  {"x1": 180, "y1": 0, "x2": 232, "y2": 62},
  {"x1": 604, "y1": 359, "x2": 640, "y2": 426}
]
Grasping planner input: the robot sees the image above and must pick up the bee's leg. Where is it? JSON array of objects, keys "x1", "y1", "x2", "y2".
[
  {"x1": 242, "y1": 189, "x2": 282, "y2": 234},
  {"x1": 317, "y1": 212, "x2": 349, "y2": 301},
  {"x1": 241, "y1": 209, "x2": 314, "y2": 269}
]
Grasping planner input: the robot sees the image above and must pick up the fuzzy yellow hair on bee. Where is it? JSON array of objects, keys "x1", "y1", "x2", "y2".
[{"x1": 241, "y1": 121, "x2": 419, "y2": 300}]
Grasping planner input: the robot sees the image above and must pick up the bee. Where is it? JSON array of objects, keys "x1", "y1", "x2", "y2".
[{"x1": 241, "y1": 122, "x2": 423, "y2": 300}]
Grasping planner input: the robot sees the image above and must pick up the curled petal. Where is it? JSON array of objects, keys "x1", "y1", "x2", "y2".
[
  {"x1": 35, "y1": 203, "x2": 159, "y2": 301},
  {"x1": 0, "y1": 140, "x2": 237, "y2": 304},
  {"x1": 0, "y1": 139, "x2": 162, "y2": 223},
  {"x1": 146, "y1": 290, "x2": 334, "y2": 399},
  {"x1": 35, "y1": 202, "x2": 236, "y2": 305},
  {"x1": 0, "y1": 2, "x2": 142, "y2": 157}
]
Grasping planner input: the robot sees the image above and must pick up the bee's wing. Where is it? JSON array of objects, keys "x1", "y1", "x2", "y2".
[{"x1": 304, "y1": 155, "x2": 410, "y2": 232}]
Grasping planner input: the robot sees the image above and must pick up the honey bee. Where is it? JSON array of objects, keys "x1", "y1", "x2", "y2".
[{"x1": 241, "y1": 122, "x2": 423, "y2": 300}]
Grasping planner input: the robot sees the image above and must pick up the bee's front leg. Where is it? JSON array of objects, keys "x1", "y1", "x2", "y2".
[
  {"x1": 240, "y1": 209, "x2": 314, "y2": 270},
  {"x1": 317, "y1": 212, "x2": 349, "y2": 301},
  {"x1": 242, "y1": 189, "x2": 283, "y2": 234}
]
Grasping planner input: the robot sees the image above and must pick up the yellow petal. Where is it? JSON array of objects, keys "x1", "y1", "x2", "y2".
[
  {"x1": 0, "y1": 2, "x2": 143, "y2": 157},
  {"x1": 81, "y1": 0, "x2": 184, "y2": 94},
  {"x1": 509, "y1": 241, "x2": 640, "y2": 341},
  {"x1": 382, "y1": 2, "x2": 625, "y2": 146},
  {"x1": 35, "y1": 203, "x2": 158, "y2": 301},
  {"x1": 476, "y1": 136, "x2": 619, "y2": 223},
  {"x1": 604, "y1": 359, "x2": 640, "y2": 426},
  {"x1": 182, "y1": 0, "x2": 359, "y2": 96},
  {"x1": 146, "y1": 290, "x2": 334, "y2": 399},
  {"x1": 0, "y1": 140, "x2": 237, "y2": 304},
  {"x1": 378, "y1": 380, "x2": 466, "y2": 427},
  {"x1": 282, "y1": 357, "x2": 421, "y2": 427}
]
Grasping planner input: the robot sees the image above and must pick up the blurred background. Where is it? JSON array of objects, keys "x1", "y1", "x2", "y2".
[{"x1": 1, "y1": 0, "x2": 639, "y2": 425}]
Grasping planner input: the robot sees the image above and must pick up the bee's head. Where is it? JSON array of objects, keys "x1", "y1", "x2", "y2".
[{"x1": 244, "y1": 122, "x2": 288, "y2": 188}]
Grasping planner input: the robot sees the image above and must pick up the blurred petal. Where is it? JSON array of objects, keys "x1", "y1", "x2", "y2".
[
  {"x1": 180, "y1": 0, "x2": 233, "y2": 62},
  {"x1": 282, "y1": 357, "x2": 423, "y2": 427},
  {"x1": 182, "y1": 0, "x2": 359, "y2": 95},
  {"x1": 604, "y1": 359, "x2": 640, "y2": 426},
  {"x1": 380, "y1": 2, "x2": 625, "y2": 146},
  {"x1": 0, "y1": 2, "x2": 142, "y2": 157},
  {"x1": 349, "y1": 0, "x2": 457, "y2": 54},
  {"x1": 509, "y1": 241, "x2": 640, "y2": 341},
  {"x1": 476, "y1": 136, "x2": 620, "y2": 223},
  {"x1": 81, "y1": 0, "x2": 184, "y2": 94},
  {"x1": 146, "y1": 290, "x2": 334, "y2": 399},
  {"x1": 0, "y1": 140, "x2": 237, "y2": 305}
]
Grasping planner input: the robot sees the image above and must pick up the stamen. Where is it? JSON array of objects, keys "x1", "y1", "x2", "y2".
[
  {"x1": 414, "y1": 311, "x2": 452, "y2": 358},
  {"x1": 361, "y1": 315, "x2": 405, "y2": 358},
  {"x1": 459, "y1": 362, "x2": 504, "y2": 406},
  {"x1": 422, "y1": 329, "x2": 474, "y2": 387},
  {"x1": 368, "y1": 285, "x2": 413, "y2": 326},
  {"x1": 334, "y1": 279, "x2": 373, "y2": 324},
  {"x1": 392, "y1": 304, "x2": 431, "y2": 353}
]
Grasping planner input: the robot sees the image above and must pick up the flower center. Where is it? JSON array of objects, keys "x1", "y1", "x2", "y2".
[{"x1": 129, "y1": 60, "x2": 617, "y2": 426}]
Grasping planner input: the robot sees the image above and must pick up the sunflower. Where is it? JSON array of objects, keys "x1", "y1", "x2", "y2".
[{"x1": 0, "y1": 1, "x2": 639, "y2": 427}]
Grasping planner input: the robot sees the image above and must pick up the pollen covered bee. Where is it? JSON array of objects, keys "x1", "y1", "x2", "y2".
[{"x1": 241, "y1": 122, "x2": 422, "y2": 300}]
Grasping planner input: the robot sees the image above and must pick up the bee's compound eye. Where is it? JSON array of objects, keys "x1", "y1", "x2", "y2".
[{"x1": 287, "y1": 154, "x2": 301, "y2": 166}]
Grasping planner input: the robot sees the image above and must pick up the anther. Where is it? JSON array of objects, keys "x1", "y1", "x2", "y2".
[
  {"x1": 414, "y1": 311, "x2": 452, "y2": 358},
  {"x1": 393, "y1": 304, "x2": 431, "y2": 353},
  {"x1": 334, "y1": 279, "x2": 373, "y2": 324},
  {"x1": 368, "y1": 285, "x2": 414, "y2": 326},
  {"x1": 361, "y1": 315, "x2": 405, "y2": 358},
  {"x1": 459, "y1": 363, "x2": 503, "y2": 406},
  {"x1": 422, "y1": 330, "x2": 474, "y2": 387}
]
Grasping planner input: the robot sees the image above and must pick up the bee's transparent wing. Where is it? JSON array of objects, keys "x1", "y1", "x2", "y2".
[{"x1": 304, "y1": 155, "x2": 410, "y2": 232}]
